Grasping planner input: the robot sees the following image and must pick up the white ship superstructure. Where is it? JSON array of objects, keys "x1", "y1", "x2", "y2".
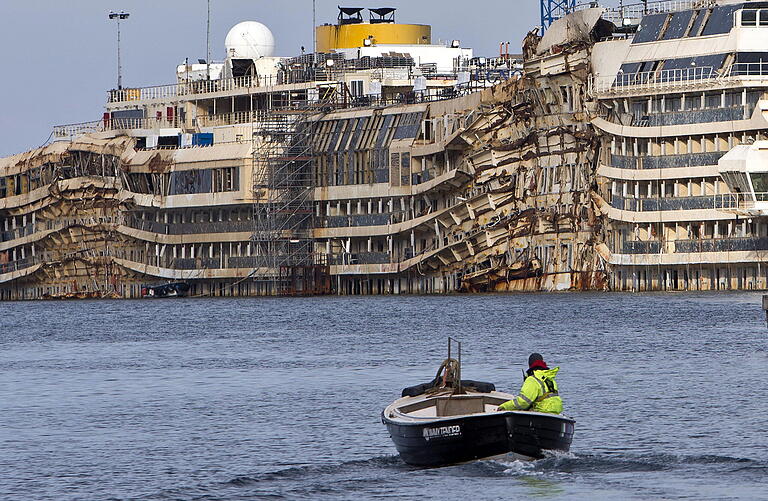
[
  {"x1": 3, "y1": 1, "x2": 767, "y2": 299},
  {"x1": 589, "y1": 0, "x2": 768, "y2": 290}
]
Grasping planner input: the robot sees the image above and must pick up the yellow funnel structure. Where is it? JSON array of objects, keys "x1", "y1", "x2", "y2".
[{"x1": 316, "y1": 23, "x2": 432, "y2": 52}]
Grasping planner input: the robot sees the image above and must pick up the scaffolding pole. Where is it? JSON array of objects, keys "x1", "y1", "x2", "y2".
[{"x1": 251, "y1": 103, "x2": 328, "y2": 295}]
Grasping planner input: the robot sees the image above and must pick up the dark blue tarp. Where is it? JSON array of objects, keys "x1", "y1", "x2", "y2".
[{"x1": 192, "y1": 133, "x2": 213, "y2": 146}]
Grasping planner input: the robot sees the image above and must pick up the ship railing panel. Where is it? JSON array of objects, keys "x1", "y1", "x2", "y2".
[
  {"x1": 592, "y1": 66, "x2": 716, "y2": 95},
  {"x1": 610, "y1": 192, "x2": 768, "y2": 212},
  {"x1": 109, "y1": 117, "x2": 183, "y2": 130},
  {"x1": 1, "y1": 223, "x2": 36, "y2": 243},
  {"x1": 610, "y1": 152, "x2": 726, "y2": 170},
  {"x1": 329, "y1": 252, "x2": 391, "y2": 265},
  {"x1": 170, "y1": 257, "x2": 222, "y2": 270},
  {"x1": 714, "y1": 191, "x2": 768, "y2": 210},
  {"x1": 631, "y1": 106, "x2": 745, "y2": 127},
  {"x1": 52, "y1": 120, "x2": 104, "y2": 138},
  {"x1": 577, "y1": 0, "x2": 704, "y2": 24},
  {"x1": 195, "y1": 111, "x2": 272, "y2": 128},
  {"x1": 322, "y1": 213, "x2": 400, "y2": 228},
  {"x1": 722, "y1": 63, "x2": 768, "y2": 78},
  {"x1": 106, "y1": 75, "x2": 274, "y2": 104},
  {"x1": 593, "y1": 62, "x2": 768, "y2": 97},
  {"x1": 122, "y1": 217, "x2": 253, "y2": 235},
  {"x1": 621, "y1": 236, "x2": 768, "y2": 254},
  {"x1": 106, "y1": 68, "x2": 507, "y2": 106},
  {"x1": 0, "y1": 257, "x2": 38, "y2": 274},
  {"x1": 621, "y1": 240, "x2": 662, "y2": 254}
]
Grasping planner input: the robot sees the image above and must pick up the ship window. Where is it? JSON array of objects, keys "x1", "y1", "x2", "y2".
[
  {"x1": 632, "y1": 13, "x2": 668, "y2": 44},
  {"x1": 706, "y1": 92, "x2": 722, "y2": 108},
  {"x1": 350, "y1": 80, "x2": 364, "y2": 97},
  {"x1": 701, "y1": 5, "x2": 740, "y2": 36},
  {"x1": 662, "y1": 10, "x2": 694, "y2": 40},
  {"x1": 725, "y1": 90, "x2": 742, "y2": 106},
  {"x1": 760, "y1": 10, "x2": 768, "y2": 26},
  {"x1": 741, "y1": 9, "x2": 757, "y2": 27},
  {"x1": 751, "y1": 173, "x2": 768, "y2": 193},
  {"x1": 665, "y1": 97, "x2": 682, "y2": 112},
  {"x1": 685, "y1": 95, "x2": 702, "y2": 110},
  {"x1": 213, "y1": 167, "x2": 237, "y2": 192}
]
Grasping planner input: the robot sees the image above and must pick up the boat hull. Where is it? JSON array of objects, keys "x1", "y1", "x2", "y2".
[{"x1": 382, "y1": 410, "x2": 574, "y2": 467}]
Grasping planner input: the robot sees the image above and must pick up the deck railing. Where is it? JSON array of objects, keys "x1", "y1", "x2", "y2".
[
  {"x1": 53, "y1": 117, "x2": 184, "y2": 138},
  {"x1": 195, "y1": 111, "x2": 272, "y2": 128},
  {"x1": 107, "y1": 75, "x2": 280, "y2": 103},
  {"x1": 609, "y1": 192, "x2": 768, "y2": 212},
  {"x1": 591, "y1": 66, "x2": 716, "y2": 95},
  {"x1": 575, "y1": 0, "x2": 712, "y2": 23},
  {"x1": 714, "y1": 192, "x2": 768, "y2": 211},
  {"x1": 592, "y1": 62, "x2": 768, "y2": 97},
  {"x1": 51, "y1": 120, "x2": 104, "y2": 138},
  {"x1": 721, "y1": 62, "x2": 768, "y2": 78}
]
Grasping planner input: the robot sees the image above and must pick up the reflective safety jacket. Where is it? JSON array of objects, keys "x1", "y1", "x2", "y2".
[{"x1": 499, "y1": 367, "x2": 563, "y2": 414}]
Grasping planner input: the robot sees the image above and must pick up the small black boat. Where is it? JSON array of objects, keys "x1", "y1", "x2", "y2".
[
  {"x1": 381, "y1": 339, "x2": 575, "y2": 467},
  {"x1": 141, "y1": 282, "x2": 190, "y2": 298}
]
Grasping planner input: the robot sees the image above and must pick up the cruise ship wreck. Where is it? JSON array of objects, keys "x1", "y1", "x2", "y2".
[{"x1": 2, "y1": 1, "x2": 768, "y2": 299}]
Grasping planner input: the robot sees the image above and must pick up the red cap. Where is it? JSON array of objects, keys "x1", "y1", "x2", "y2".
[{"x1": 529, "y1": 359, "x2": 548, "y2": 370}]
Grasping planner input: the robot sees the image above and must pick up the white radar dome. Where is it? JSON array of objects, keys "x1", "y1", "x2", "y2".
[{"x1": 225, "y1": 21, "x2": 275, "y2": 59}]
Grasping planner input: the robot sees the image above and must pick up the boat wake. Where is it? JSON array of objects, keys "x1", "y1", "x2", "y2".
[
  {"x1": 226, "y1": 455, "x2": 408, "y2": 486},
  {"x1": 472, "y1": 451, "x2": 758, "y2": 478},
  {"x1": 147, "y1": 453, "x2": 765, "y2": 500}
]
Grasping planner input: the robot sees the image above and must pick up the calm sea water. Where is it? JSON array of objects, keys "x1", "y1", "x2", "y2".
[{"x1": 1, "y1": 292, "x2": 767, "y2": 500}]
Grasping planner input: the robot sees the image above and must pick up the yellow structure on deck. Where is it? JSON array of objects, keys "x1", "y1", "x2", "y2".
[{"x1": 315, "y1": 23, "x2": 431, "y2": 52}]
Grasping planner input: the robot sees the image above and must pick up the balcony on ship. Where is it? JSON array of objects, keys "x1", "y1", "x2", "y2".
[{"x1": 717, "y1": 140, "x2": 768, "y2": 216}]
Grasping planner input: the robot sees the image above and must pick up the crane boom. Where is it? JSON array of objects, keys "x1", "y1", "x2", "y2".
[{"x1": 541, "y1": 0, "x2": 577, "y2": 33}]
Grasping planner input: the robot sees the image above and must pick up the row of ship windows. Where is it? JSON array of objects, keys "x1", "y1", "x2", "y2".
[
  {"x1": 129, "y1": 207, "x2": 253, "y2": 225},
  {"x1": 311, "y1": 112, "x2": 423, "y2": 154},
  {"x1": 0, "y1": 166, "x2": 239, "y2": 200},
  {"x1": 614, "y1": 221, "x2": 767, "y2": 247},
  {"x1": 611, "y1": 178, "x2": 729, "y2": 199},
  {"x1": 633, "y1": 5, "x2": 744, "y2": 44},
  {"x1": 126, "y1": 167, "x2": 239, "y2": 196},
  {"x1": 0, "y1": 153, "x2": 123, "y2": 199},
  {"x1": 314, "y1": 149, "x2": 461, "y2": 188},
  {"x1": 621, "y1": 90, "x2": 762, "y2": 115},
  {"x1": 610, "y1": 131, "x2": 765, "y2": 157},
  {"x1": 738, "y1": 10, "x2": 768, "y2": 27}
]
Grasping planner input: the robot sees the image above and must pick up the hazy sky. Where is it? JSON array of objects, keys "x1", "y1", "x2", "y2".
[{"x1": 0, "y1": 0, "x2": 550, "y2": 157}]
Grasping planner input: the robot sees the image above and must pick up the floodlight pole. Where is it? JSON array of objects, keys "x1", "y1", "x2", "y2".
[
  {"x1": 207, "y1": 0, "x2": 211, "y2": 81},
  {"x1": 313, "y1": 0, "x2": 317, "y2": 62},
  {"x1": 109, "y1": 11, "x2": 130, "y2": 89}
]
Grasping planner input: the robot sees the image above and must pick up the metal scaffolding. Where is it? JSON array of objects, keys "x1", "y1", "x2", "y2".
[{"x1": 251, "y1": 108, "x2": 328, "y2": 295}]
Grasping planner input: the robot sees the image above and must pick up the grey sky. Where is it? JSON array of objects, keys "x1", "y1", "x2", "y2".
[{"x1": 0, "y1": 0, "x2": 549, "y2": 157}]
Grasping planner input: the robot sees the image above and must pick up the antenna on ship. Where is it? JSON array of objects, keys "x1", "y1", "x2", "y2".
[{"x1": 108, "y1": 11, "x2": 130, "y2": 90}]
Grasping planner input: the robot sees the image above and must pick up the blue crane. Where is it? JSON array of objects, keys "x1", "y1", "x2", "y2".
[{"x1": 541, "y1": 0, "x2": 577, "y2": 33}]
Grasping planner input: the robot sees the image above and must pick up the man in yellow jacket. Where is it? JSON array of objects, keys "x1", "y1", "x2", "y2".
[{"x1": 498, "y1": 353, "x2": 563, "y2": 414}]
